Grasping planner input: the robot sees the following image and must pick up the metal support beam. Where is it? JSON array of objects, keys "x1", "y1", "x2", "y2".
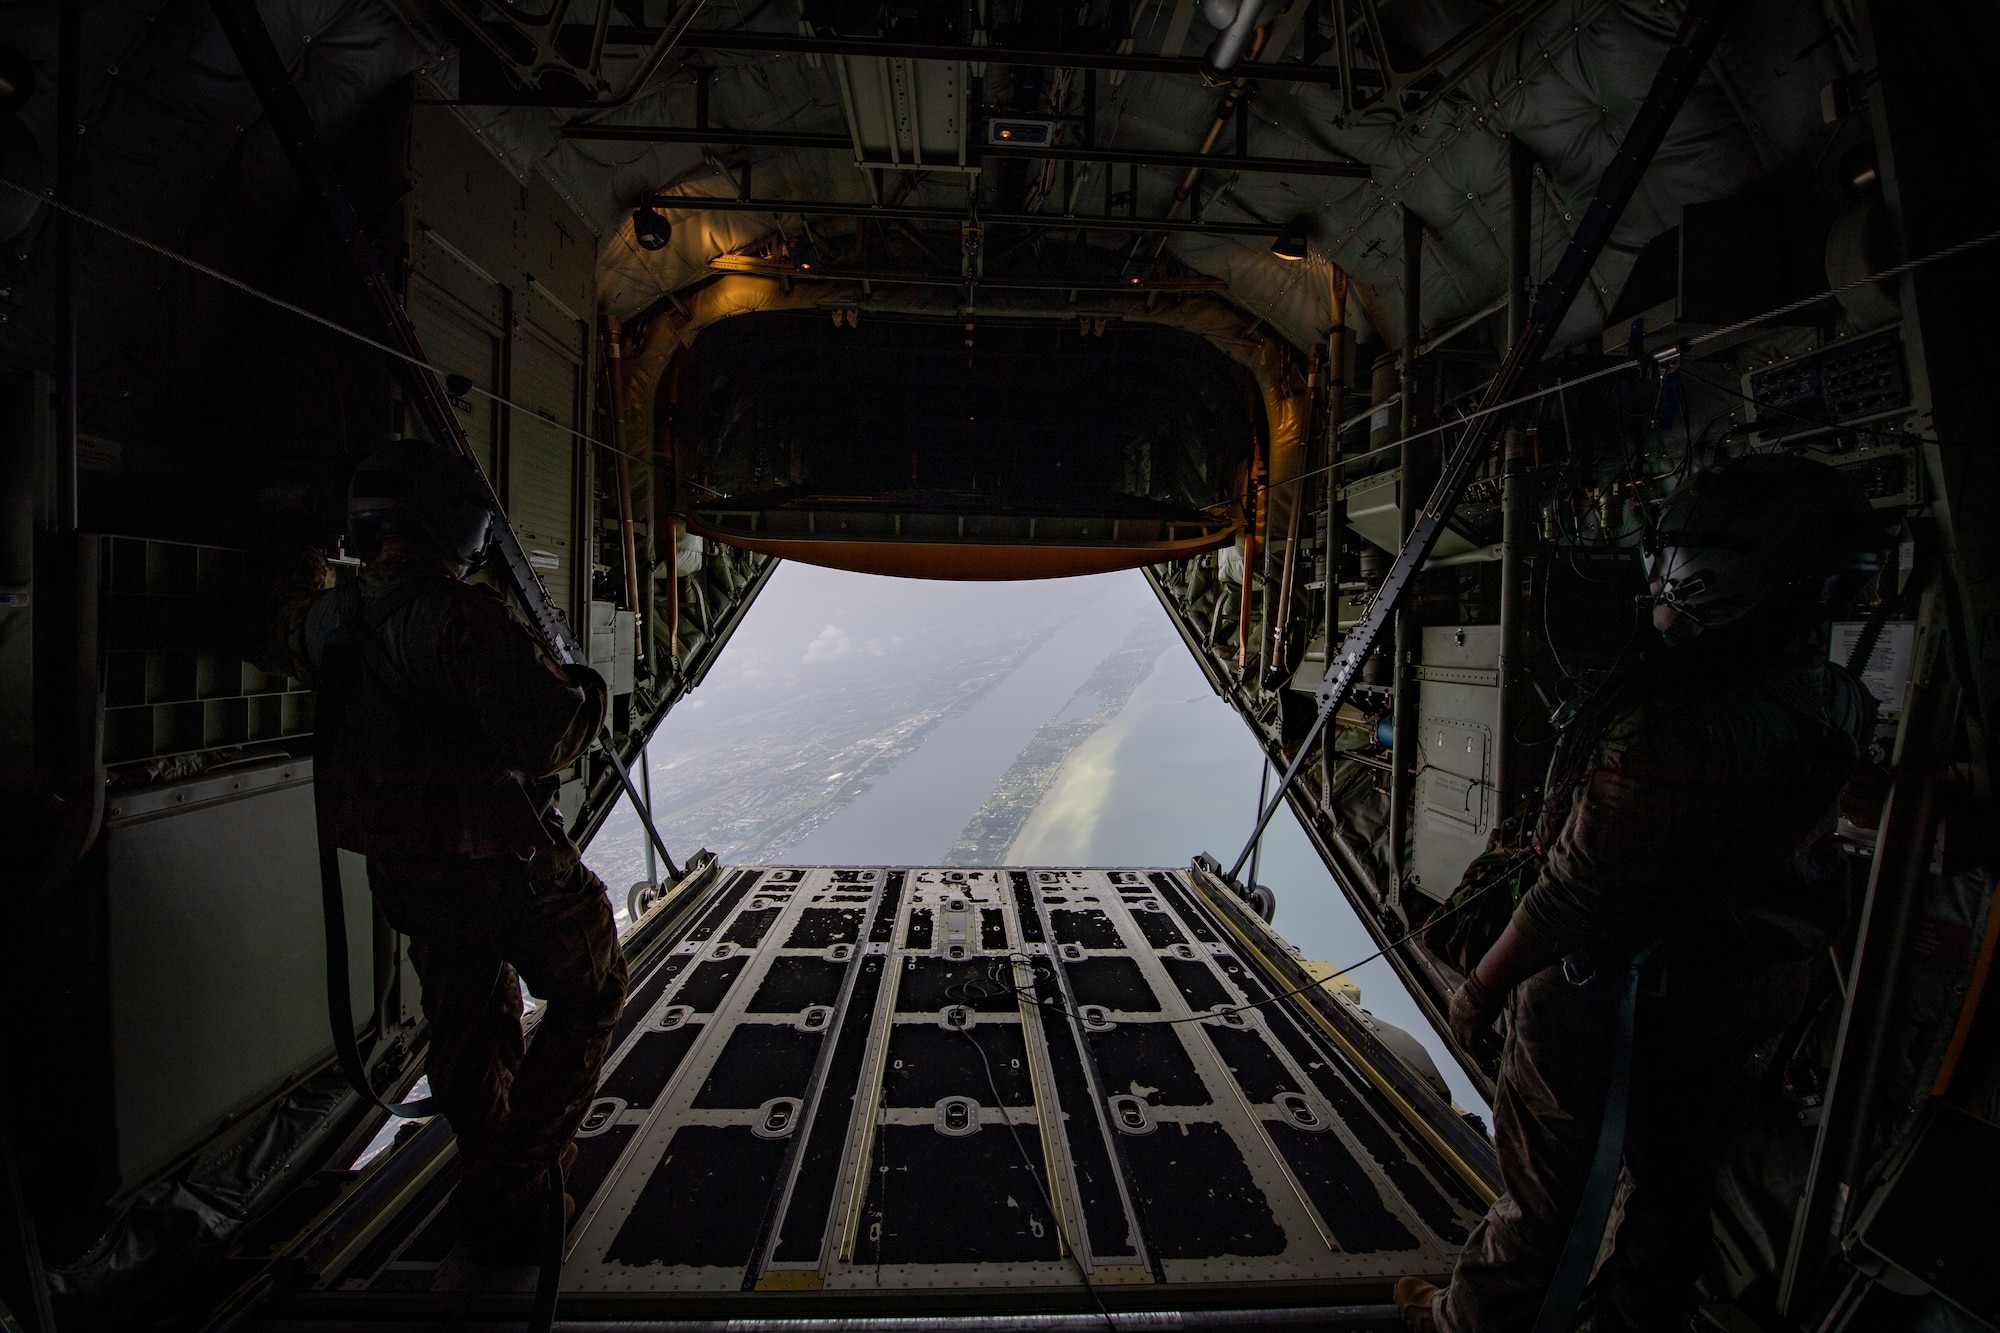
[
  {"x1": 706, "y1": 254, "x2": 1225, "y2": 291},
  {"x1": 1226, "y1": 0, "x2": 1741, "y2": 883},
  {"x1": 984, "y1": 138, "x2": 1370, "y2": 179},
  {"x1": 54, "y1": 3, "x2": 78, "y2": 536},
  {"x1": 1494, "y1": 137, "x2": 1538, "y2": 832},
  {"x1": 1778, "y1": 577, "x2": 1957, "y2": 1315},
  {"x1": 1319, "y1": 322, "x2": 1347, "y2": 810},
  {"x1": 563, "y1": 124, "x2": 851, "y2": 150},
  {"x1": 23, "y1": 0, "x2": 104, "y2": 915},
  {"x1": 209, "y1": 0, "x2": 582, "y2": 661},
  {"x1": 1386, "y1": 205, "x2": 1424, "y2": 907},
  {"x1": 647, "y1": 192, "x2": 1284, "y2": 236},
  {"x1": 589, "y1": 27, "x2": 1386, "y2": 87},
  {"x1": 599, "y1": 727, "x2": 681, "y2": 884},
  {"x1": 566, "y1": 121, "x2": 1370, "y2": 177},
  {"x1": 1507, "y1": 137, "x2": 1536, "y2": 350}
]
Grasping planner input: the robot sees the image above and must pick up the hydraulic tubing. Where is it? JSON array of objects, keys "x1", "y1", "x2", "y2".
[
  {"x1": 1206, "y1": 0, "x2": 1279, "y2": 76},
  {"x1": 1137, "y1": 24, "x2": 1271, "y2": 269},
  {"x1": 1493, "y1": 137, "x2": 1538, "y2": 829},
  {"x1": 1386, "y1": 205, "x2": 1423, "y2": 904},
  {"x1": 1238, "y1": 440, "x2": 1260, "y2": 670},
  {"x1": 1227, "y1": 0, "x2": 1741, "y2": 881},
  {"x1": 605, "y1": 315, "x2": 645, "y2": 669},
  {"x1": 1495, "y1": 424, "x2": 1535, "y2": 830}
]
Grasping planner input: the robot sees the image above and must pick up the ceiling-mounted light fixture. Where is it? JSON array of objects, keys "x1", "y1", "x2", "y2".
[
  {"x1": 632, "y1": 206, "x2": 672, "y2": 252},
  {"x1": 1271, "y1": 216, "x2": 1311, "y2": 262},
  {"x1": 792, "y1": 240, "x2": 822, "y2": 270},
  {"x1": 1202, "y1": 0, "x2": 1282, "y2": 77},
  {"x1": 1119, "y1": 257, "x2": 1155, "y2": 285}
]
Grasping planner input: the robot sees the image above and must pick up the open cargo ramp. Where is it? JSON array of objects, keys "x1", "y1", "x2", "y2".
[{"x1": 243, "y1": 866, "x2": 1498, "y2": 1329}]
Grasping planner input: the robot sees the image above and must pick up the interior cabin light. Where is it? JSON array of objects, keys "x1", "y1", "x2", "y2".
[
  {"x1": 1120, "y1": 257, "x2": 1155, "y2": 285},
  {"x1": 792, "y1": 240, "x2": 822, "y2": 270},
  {"x1": 632, "y1": 205, "x2": 672, "y2": 252},
  {"x1": 1272, "y1": 217, "x2": 1310, "y2": 261}
]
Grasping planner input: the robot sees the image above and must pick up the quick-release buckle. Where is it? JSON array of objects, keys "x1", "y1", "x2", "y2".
[{"x1": 1562, "y1": 952, "x2": 1598, "y2": 987}]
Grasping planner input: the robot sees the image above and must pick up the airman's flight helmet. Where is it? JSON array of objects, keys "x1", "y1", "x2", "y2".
[
  {"x1": 346, "y1": 439, "x2": 494, "y2": 567},
  {"x1": 1643, "y1": 454, "x2": 1882, "y2": 642}
]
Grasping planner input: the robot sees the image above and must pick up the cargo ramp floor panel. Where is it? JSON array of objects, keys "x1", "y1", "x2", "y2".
[{"x1": 245, "y1": 866, "x2": 1498, "y2": 1328}]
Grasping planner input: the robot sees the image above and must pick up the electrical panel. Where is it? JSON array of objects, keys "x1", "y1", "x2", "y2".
[
  {"x1": 1744, "y1": 327, "x2": 1911, "y2": 444},
  {"x1": 1799, "y1": 436, "x2": 1924, "y2": 509},
  {"x1": 1745, "y1": 328, "x2": 1923, "y2": 509}
]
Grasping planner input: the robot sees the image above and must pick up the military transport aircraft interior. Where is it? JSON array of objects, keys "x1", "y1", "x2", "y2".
[{"x1": 0, "y1": 1, "x2": 1996, "y2": 1331}]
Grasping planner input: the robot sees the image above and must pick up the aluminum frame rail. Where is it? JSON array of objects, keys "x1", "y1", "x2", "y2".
[{"x1": 1226, "y1": 0, "x2": 1740, "y2": 881}]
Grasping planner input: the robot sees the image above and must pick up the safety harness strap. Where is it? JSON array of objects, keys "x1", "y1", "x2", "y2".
[{"x1": 1530, "y1": 945, "x2": 1656, "y2": 1333}]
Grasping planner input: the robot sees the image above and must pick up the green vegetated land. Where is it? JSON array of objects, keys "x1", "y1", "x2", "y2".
[{"x1": 944, "y1": 621, "x2": 1172, "y2": 866}]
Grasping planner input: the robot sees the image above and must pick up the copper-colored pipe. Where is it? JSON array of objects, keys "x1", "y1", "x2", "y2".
[
  {"x1": 1237, "y1": 438, "x2": 1263, "y2": 669},
  {"x1": 666, "y1": 518, "x2": 682, "y2": 667},
  {"x1": 1268, "y1": 345, "x2": 1319, "y2": 674},
  {"x1": 663, "y1": 357, "x2": 683, "y2": 670},
  {"x1": 605, "y1": 313, "x2": 645, "y2": 669},
  {"x1": 1141, "y1": 25, "x2": 1271, "y2": 265}
]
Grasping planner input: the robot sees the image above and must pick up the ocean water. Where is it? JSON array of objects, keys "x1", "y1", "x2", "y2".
[
  {"x1": 1009, "y1": 637, "x2": 1490, "y2": 1117},
  {"x1": 782, "y1": 575, "x2": 1156, "y2": 864}
]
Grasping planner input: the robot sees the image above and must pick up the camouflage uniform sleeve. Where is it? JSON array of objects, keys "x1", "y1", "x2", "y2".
[
  {"x1": 1512, "y1": 699, "x2": 1704, "y2": 955},
  {"x1": 235, "y1": 546, "x2": 331, "y2": 686},
  {"x1": 438, "y1": 588, "x2": 608, "y2": 779}
]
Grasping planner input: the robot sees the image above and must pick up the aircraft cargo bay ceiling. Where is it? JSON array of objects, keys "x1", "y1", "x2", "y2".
[{"x1": 1, "y1": 0, "x2": 1843, "y2": 424}]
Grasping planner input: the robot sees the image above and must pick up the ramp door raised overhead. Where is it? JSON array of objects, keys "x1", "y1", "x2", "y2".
[{"x1": 264, "y1": 867, "x2": 1496, "y2": 1326}]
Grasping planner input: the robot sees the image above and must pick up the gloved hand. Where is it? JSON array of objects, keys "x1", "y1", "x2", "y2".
[{"x1": 1449, "y1": 970, "x2": 1506, "y2": 1051}]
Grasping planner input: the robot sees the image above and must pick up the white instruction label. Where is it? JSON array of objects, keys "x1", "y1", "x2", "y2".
[{"x1": 1831, "y1": 620, "x2": 1916, "y2": 717}]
